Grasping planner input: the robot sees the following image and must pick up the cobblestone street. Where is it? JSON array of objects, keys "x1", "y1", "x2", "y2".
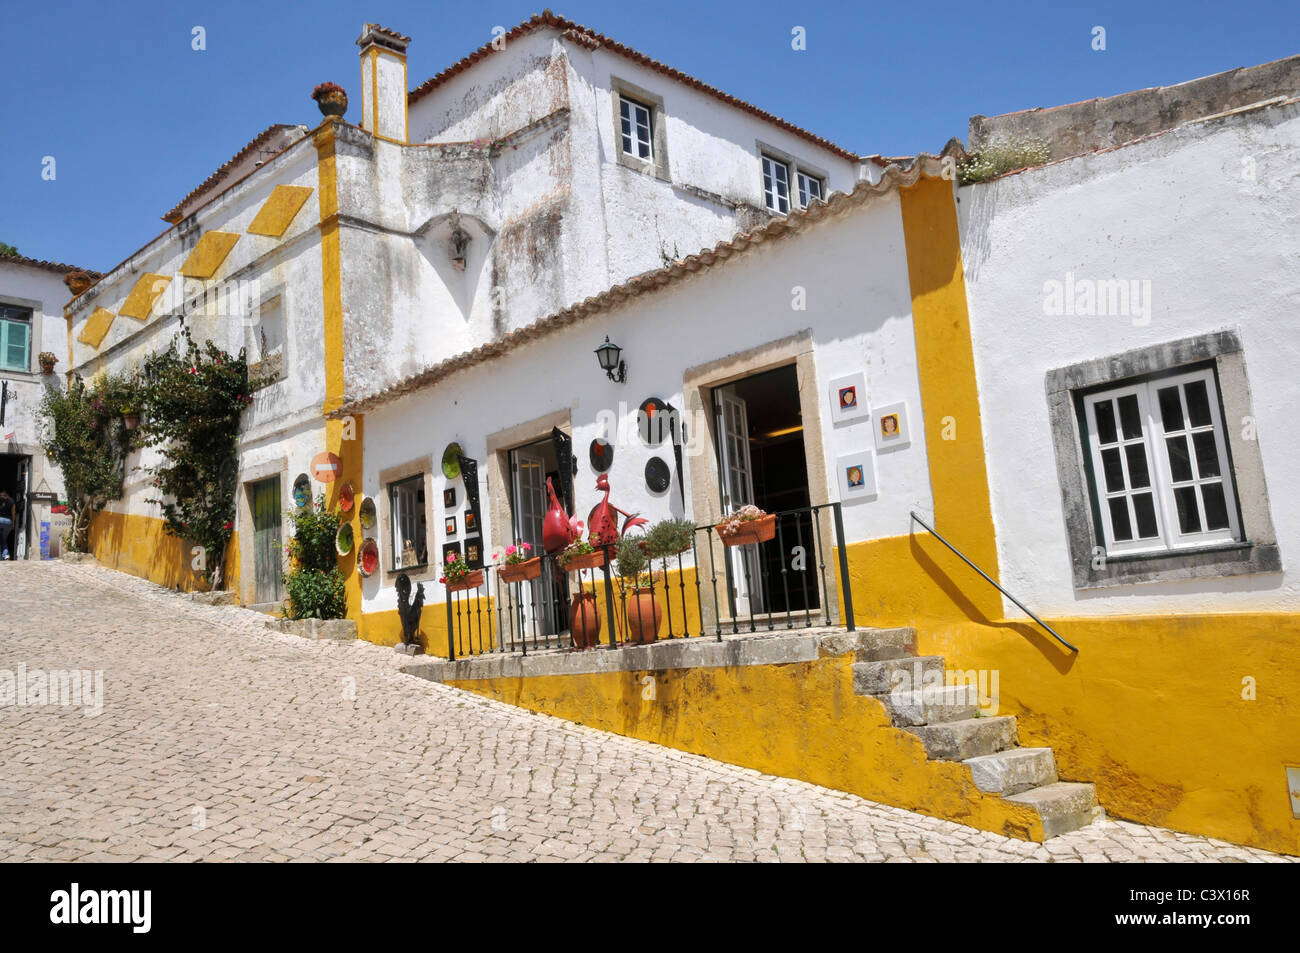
[{"x1": 0, "y1": 561, "x2": 1293, "y2": 863}]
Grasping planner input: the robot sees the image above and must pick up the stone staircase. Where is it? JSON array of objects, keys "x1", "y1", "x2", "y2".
[{"x1": 850, "y1": 627, "x2": 1104, "y2": 839}]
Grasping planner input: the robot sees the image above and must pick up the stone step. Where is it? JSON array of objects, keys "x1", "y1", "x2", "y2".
[
  {"x1": 1004, "y1": 781, "x2": 1103, "y2": 838},
  {"x1": 905, "y1": 716, "x2": 1018, "y2": 761},
  {"x1": 964, "y1": 747, "x2": 1058, "y2": 795},
  {"x1": 854, "y1": 627, "x2": 918, "y2": 661},
  {"x1": 881, "y1": 684, "x2": 980, "y2": 726},
  {"x1": 853, "y1": 656, "x2": 945, "y2": 696}
]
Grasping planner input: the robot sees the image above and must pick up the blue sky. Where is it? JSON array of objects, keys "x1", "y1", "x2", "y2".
[{"x1": 2, "y1": 0, "x2": 1296, "y2": 271}]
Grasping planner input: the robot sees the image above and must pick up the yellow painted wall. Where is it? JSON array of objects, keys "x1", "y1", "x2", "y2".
[
  {"x1": 89, "y1": 510, "x2": 240, "y2": 595},
  {"x1": 450, "y1": 650, "x2": 1047, "y2": 841}
]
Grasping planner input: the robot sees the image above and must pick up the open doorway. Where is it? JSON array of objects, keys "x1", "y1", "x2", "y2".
[
  {"x1": 711, "y1": 364, "x2": 819, "y2": 617},
  {"x1": 0, "y1": 453, "x2": 29, "y2": 560},
  {"x1": 507, "y1": 435, "x2": 570, "y2": 641}
]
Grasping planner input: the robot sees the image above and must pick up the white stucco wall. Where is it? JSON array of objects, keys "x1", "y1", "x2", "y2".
[
  {"x1": 959, "y1": 100, "x2": 1300, "y2": 616},
  {"x1": 359, "y1": 191, "x2": 931, "y2": 614}
]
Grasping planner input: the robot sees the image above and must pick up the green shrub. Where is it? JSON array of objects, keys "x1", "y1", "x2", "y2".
[
  {"x1": 284, "y1": 568, "x2": 346, "y2": 620},
  {"x1": 644, "y1": 518, "x2": 695, "y2": 560},
  {"x1": 957, "y1": 138, "x2": 1050, "y2": 184},
  {"x1": 283, "y1": 494, "x2": 346, "y2": 620},
  {"x1": 614, "y1": 535, "x2": 649, "y2": 585}
]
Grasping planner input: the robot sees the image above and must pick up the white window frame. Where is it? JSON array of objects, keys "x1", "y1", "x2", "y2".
[
  {"x1": 619, "y1": 95, "x2": 653, "y2": 161},
  {"x1": 1083, "y1": 367, "x2": 1240, "y2": 556},
  {"x1": 762, "y1": 154, "x2": 791, "y2": 213},
  {"x1": 796, "y1": 170, "x2": 824, "y2": 207},
  {"x1": 0, "y1": 304, "x2": 32, "y2": 373}
]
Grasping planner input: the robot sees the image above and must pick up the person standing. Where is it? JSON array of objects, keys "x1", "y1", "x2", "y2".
[{"x1": 0, "y1": 490, "x2": 13, "y2": 560}]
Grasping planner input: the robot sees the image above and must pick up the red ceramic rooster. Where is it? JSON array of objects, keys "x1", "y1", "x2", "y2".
[
  {"x1": 542, "y1": 477, "x2": 583, "y2": 554},
  {"x1": 587, "y1": 473, "x2": 648, "y2": 546}
]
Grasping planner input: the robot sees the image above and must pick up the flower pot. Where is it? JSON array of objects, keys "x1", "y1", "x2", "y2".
[
  {"x1": 624, "y1": 589, "x2": 662, "y2": 644},
  {"x1": 446, "y1": 569, "x2": 484, "y2": 593},
  {"x1": 570, "y1": 591, "x2": 602, "y2": 649},
  {"x1": 39, "y1": 361, "x2": 57, "y2": 375},
  {"x1": 315, "y1": 89, "x2": 348, "y2": 118},
  {"x1": 498, "y1": 556, "x2": 542, "y2": 584},
  {"x1": 559, "y1": 549, "x2": 606, "y2": 574},
  {"x1": 123, "y1": 413, "x2": 140, "y2": 431},
  {"x1": 63, "y1": 271, "x2": 95, "y2": 296},
  {"x1": 719, "y1": 513, "x2": 776, "y2": 546}
]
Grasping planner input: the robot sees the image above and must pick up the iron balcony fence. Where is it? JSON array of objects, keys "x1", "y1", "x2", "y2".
[{"x1": 442, "y1": 502, "x2": 856, "y2": 660}]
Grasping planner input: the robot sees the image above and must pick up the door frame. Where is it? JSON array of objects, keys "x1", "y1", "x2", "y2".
[
  {"x1": 682, "y1": 330, "x2": 840, "y2": 628},
  {"x1": 236, "y1": 457, "x2": 287, "y2": 606}
]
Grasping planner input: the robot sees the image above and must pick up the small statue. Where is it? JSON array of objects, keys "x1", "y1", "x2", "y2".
[
  {"x1": 543, "y1": 476, "x2": 583, "y2": 553},
  {"x1": 587, "y1": 473, "x2": 647, "y2": 546},
  {"x1": 395, "y1": 572, "x2": 425, "y2": 647}
]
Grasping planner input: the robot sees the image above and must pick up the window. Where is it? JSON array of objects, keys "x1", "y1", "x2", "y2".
[
  {"x1": 619, "y1": 96, "x2": 653, "y2": 160},
  {"x1": 389, "y1": 475, "x2": 428, "y2": 570},
  {"x1": 0, "y1": 304, "x2": 32, "y2": 372},
  {"x1": 797, "y1": 171, "x2": 824, "y2": 207},
  {"x1": 1081, "y1": 366, "x2": 1240, "y2": 556},
  {"x1": 762, "y1": 155, "x2": 791, "y2": 213}
]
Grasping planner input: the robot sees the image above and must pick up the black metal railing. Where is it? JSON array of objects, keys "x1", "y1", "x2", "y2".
[
  {"x1": 908, "y1": 510, "x2": 1078, "y2": 653},
  {"x1": 442, "y1": 502, "x2": 857, "y2": 660}
]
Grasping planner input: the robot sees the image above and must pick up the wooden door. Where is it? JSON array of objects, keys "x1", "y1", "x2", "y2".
[{"x1": 251, "y1": 477, "x2": 283, "y2": 604}]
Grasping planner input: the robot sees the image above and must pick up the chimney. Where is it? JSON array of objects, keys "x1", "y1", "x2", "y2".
[{"x1": 356, "y1": 23, "x2": 411, "y2": 144}]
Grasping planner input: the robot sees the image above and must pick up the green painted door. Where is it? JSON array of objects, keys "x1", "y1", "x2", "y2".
[{"x1": 251, "y1": 477, "x2": 283, "y2": 605}]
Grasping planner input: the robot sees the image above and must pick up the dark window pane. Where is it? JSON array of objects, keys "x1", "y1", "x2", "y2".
[
  {"x1": 1201, "y1": 482, "x2": 1230, "y2": 530},
  {"x1": 1157, "y1": 386, "x2": 1183, "y2": 432},
  {"x1": 1102, "y1": 447, "x2": 1126, "y2": 492},
  {"x1": 1093, "y1": 401, "x2": 1117, "y2": 444},
  {"x1": 1166, "y1": 435, "x2": 1193, "y2": 482},
  {"x1": 1133, "y1": 493, "x2": 1159, "y2": 538},
  {"x1": 1118, "y1": 394, "x2": 1142, "y2": 440},
  {"x1": 1185, "y1": 379, "x2": 1212, "y2": 427},
  {"x1": 1175, "y1": 486, "x2": 1202, "y2": 533},
  {"x1": 1108, "y1": 498, "x2": 1133, "y2": 541},
  {"x1": 1192, "y1": 430, "x2": 1220, "y2": 478},
  {"x1": 1124, "y1": 444, "x2": 1151, "y2": 488}
]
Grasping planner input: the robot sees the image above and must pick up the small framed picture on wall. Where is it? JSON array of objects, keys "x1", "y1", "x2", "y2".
[
  {"x1": 872, "y1": 401, "x2": 911, "y2": 452},
  {"x1": 828, "y1": 373, "x2": 870, "y2": 425},
  {"x1": 441, "y1": 541, "x2": 462, "y2": 567},
  {"x1": 464, "y1": 538, "x2": 483, "y2": 569},
  {"x1": 836, "y1": 451, "x2": 878, "y2": 502},
  {"x1": 444, "y1": 515, "x2": 457, "y2": 536},
  {"x1": 443, "y1": 488, "x2": 456, "y2": 507},
  {"x1": 464, "y1": 510, "x2": 478, "y2": 534}
]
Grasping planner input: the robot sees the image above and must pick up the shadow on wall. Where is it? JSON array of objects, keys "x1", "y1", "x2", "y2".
[{"x1": 89, "y1": 511, "x2": 240, "y2": 594}]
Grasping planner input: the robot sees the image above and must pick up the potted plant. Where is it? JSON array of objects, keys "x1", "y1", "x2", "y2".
[
  {"x1": 495, "y1": 541, "x2": 541, "y2": 584},
  {"x1": 615, "y1": 535, "x2": 662, "y2": 644},
  {"x1": 644, "y1": 517, "x2": 695, "y2": 558},
  {"x1": 556, "y1": 535, "x2": 605, "y2": 573},
  {"x1": 440, "y1": 549, "x2": 483, "y2": 593},
  {"x1": 63, "y1": 270, "x2": 95, "y2": 296},
  {"x1": 717, "y1": 504, "x2": 775, "y2": 546},
  {"x1": 38, "y1": 352, "x2": 58, "y2": 375},
  {"x1": 569, "y1": 588, "x2": 603, "y2": 649},
  {"x1": 312, "y1": 82, "x2": 348, "y2": 118},
  {"x1": 120, "y1": 402, "x2": 140, "y2": 431}
]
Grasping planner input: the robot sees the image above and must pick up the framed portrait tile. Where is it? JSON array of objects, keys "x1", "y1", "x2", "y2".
[
  {"x1": 444, "y1": 515, "x2": 457, "y2": 536},
  {"x1": 836, "y1": 451, "x2": 878, "y2": 502},
  {"x1": 872, "y1": 401, "x2": 911, "y2": 452},
  {"x1": 443, "y1": 488, "x2": 456, "y2": 507},
  {"x1": 828, "y1": 373, "x2": 869, "y2": 425}
]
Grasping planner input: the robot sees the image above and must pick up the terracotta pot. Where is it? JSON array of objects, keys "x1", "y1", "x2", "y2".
[
  {"x1": 570, "y1": 591, "x2": 602, "y2": 648},
  {"x1": 123, "y1": 414, "x2": 140, "y2": 431},
  {"x1": 559, "y1": 549, "x2": 605, "y2": 573},
  {"x1": 315, "y1": 89, "x2": 348, "y2": 118},
  {"x1": 63, "y1": 271, "x2": 95, "y2": 296},
  {"x1": 39, "y1": 360, "x2": 57, "y2": 375},
  {"x1": 498, "y1": 556, "x2": 542, "y2": 584},
  {"x1": 446, "y1": 569, "x2": 484, "y2": 593},
  {"x1": 719, "y1": 513, "x2": 776, "y2": 547},
  {"x1": 624, "y1": 589, "x2": 662, "y2": 644}
]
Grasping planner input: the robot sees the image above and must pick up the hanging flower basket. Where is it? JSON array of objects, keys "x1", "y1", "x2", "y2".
[
  {"x1": 559, "y1": 549, "x2": 605, "y2": 573},
  {"x1": 718, "y1": 512, "x2": 776, "y2": 547},
  {"x1": 38, "y1": 352, "x2": 58, "y2": 374},
  {"x1": 498, "y1": 556, "x2": 542, "y2": 584},
  {"x1": 123, "y1": 413, "x2": 140, "y2": 431},
  {"x1": 445, "y1": 569, "x2": 484, "y2": 593}
]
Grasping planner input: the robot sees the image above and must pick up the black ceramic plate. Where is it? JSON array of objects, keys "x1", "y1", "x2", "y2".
[
  {"x1": 589, "y1": 437, "x2": 614, "y2": 472},
  {"x1": 638, "y1": 397, "x2": 670, "y2": 445},
  {"x1": 645, "y1": 456, "x2": 671, "y2": 493}
]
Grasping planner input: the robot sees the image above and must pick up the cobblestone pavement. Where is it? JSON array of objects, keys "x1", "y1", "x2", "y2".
[{"x1": 1, "y1": 561, "x2": 1294, "y2": 863}]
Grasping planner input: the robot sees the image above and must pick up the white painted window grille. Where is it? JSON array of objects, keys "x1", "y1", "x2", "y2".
[
  {"x1": 389, "y1": 475, "x2": 428, "y2": 570},
  {"x1": 619, "y1": 96, "x2": 653, "y2": 160},
  {"x1": 1082, "y1": 367, "x2": 1240, "y2": 555},
  {"x1": 762, "y1": 155, "x2": 791, "y2": 213},
  {"x1": 797, "y1": 171, "x2": 823, "y2": 207}
]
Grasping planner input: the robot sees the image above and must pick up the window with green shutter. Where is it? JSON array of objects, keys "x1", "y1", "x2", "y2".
[{"x1": 0, "y1": 305, "x2": 33, "y2": 372}]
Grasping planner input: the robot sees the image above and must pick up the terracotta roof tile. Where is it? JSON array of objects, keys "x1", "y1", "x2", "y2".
[
  {"x1": 0, "y1": 252, "x2": 100, "y2": 278},
  {"x1": 334, "y1": 151, "x2": 957, "y2": 418},
  {"x1": 408, "y1": 11, "x2": 859, "y2": 161}
]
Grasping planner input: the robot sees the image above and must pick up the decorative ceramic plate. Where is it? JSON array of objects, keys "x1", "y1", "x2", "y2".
[
  {"x1": 441, "y1": 442, "x2": 464, "y2": 479},
  {"x1": 645, "y1": 456, "x2": 671, "y2": 493},
  {"x1": 292, "y1": 473, "x2": 312, "y2": 509},
  {"x1": 358, "y1": 496, "x2": 376, "y2": 530},
  {"x1": 357, "y1": 538, "x2": 379, "y2": 577},
  {"x1": 638, "y1": 397, "x2": 669, "y2": 445},
  {"x1": 589, "y1": 437, "x2": 614, "y2": 473},
  {"x1": 335, "y1": 522, "x2": 354, "y2": 556},
  {"x1": 338, "y1": 482, "x2": 355, "y2": 513}
]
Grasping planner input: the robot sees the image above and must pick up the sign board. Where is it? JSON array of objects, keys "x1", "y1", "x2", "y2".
[{"x1": 310, "y1": 451, "x2": 342, "y2": 483}]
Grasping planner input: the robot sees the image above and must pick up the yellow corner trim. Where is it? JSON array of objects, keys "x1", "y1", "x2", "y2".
[
  {"x1": 247, "y1": 185, "x2": 314, "y2": 238},
  {"x1": 179, "y1": 231, "x2": 240, "y2": 280},
  {"x1": 77, "y1": 308, "x2": 116, "y2": 349},
  {"x1": 118, "y1": 273, "x2": 171, "y2": 321}
]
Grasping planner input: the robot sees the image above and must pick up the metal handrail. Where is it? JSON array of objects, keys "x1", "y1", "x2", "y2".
[{"x1": 909, "y1": 511, "x2": 1079, "y2": 653}]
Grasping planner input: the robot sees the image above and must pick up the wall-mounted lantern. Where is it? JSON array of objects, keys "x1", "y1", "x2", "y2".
[
  {"x1": 448, "y1": 211, "x2": 471, "y2": 271},
  {"x1": 595, "y1": 336, "x2": 626, "y2": 384}
]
